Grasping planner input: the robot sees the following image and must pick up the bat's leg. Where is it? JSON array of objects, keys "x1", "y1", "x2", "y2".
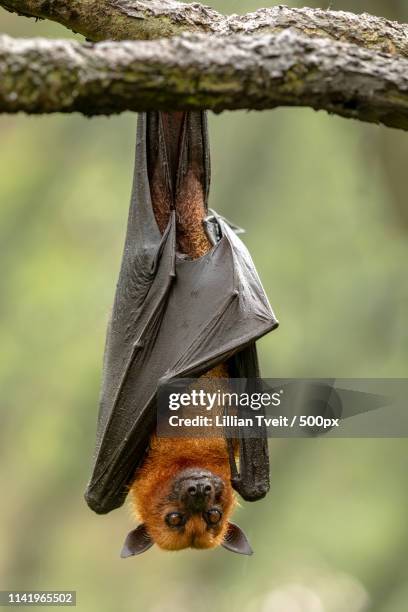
[
  {"x1": 174, "y1": 112, "x2": 213, "y2": 257},
  {"x1": 146, "y1": 111, "x2": 184, "y2": 233},
  {"x1": 148, "y1": 110, "x2": 212, "y2": 257}
]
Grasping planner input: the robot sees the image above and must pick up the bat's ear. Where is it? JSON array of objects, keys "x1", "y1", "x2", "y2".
[
  {"x1": 120, "y1": 524, "x2": 154, "y2": 558},
  {"x1": 221, "y1": 522, "x2": 253, "y2": 556}
]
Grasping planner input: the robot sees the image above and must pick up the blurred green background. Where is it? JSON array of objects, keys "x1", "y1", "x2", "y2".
[{"x1": 1, "y1": 1, "x2": 408, "y2": 611}]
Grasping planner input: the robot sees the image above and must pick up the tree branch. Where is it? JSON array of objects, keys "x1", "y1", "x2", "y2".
[
  {"x1": 1, "y1": 31, "x2": 407, "y2": 130},
  {"x1": 0, "y1": 0, "x2": 407, "y2": 59}
]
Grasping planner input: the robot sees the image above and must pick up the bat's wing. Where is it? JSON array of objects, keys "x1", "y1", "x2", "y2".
[
  {"x1": 85, "y1": 113, "x2": 278, "y2": 515},
  {"x1": 226, "y1": 343, "x2": 272, "y2": 502}
]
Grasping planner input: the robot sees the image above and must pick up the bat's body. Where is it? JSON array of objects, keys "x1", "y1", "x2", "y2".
[{"x1": 85, "y1": 111, "x2": 278, "y2": 555}]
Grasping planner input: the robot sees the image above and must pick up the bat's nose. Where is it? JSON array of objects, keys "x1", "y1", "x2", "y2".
[
  {"x1": 182, "y1": 477, "x2": 214, "y2": 510},
  {"x1": 186, "y1": 479, "x2": 213, "y2": 497}
]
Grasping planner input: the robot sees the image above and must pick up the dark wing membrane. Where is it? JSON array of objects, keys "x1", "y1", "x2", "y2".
[
  {"x1": 228, "y1": 345, "x2": 271, "y2": 502},
  {"x1": 85, "y1": 113, "x2": 278, "y2": 514},
  {"x1": 86, "y1": 114, "x2": 167, "y2": 513}
]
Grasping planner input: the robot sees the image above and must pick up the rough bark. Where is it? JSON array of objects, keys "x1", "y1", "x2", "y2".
[
  {"x1": 1, "y1": 31, "x2": 408, "y2": 130},
  {"x1": 1, "y1": 0, "x2": 407, "y2": 60}
]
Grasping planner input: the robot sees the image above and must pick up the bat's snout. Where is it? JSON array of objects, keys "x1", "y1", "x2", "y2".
[
  {"x1": 173, "y1": 468, "x2": 224, "y2": 511},
  {"x1": 185, "y1": 476, "x2": 213, "y2": 497},
  {"x1": 181, "y1": 477, "x2": 215, "y2": 511}
]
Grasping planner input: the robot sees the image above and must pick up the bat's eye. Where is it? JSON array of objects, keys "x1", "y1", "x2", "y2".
[
  {"x1": 165, "y1": 512, "x2": 186, "y2": 528},
  {"x1": 205, "y1": 509, "x2": 222, "y2": 525}
]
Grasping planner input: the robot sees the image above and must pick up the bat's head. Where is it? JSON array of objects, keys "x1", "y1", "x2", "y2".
[{"x1": 123, "y1": 466, "x2": 252, "y2": 557}]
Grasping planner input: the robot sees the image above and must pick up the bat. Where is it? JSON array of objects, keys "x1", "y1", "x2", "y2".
[{"x1": 85, "y1": 111, "x2": 279, "y2": 555}]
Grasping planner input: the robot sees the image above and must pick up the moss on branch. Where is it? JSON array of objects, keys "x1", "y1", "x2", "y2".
[{"x1": 1, "y1": 30, "x2": 408, "y2": 131}]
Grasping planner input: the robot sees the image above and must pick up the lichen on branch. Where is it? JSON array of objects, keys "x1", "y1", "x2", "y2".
[{"x1": 1, "y1": 30, "x2": 408, "y2": 130}]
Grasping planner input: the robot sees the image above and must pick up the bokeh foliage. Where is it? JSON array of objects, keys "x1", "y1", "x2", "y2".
[{"x1": 1, "y1": 1, "x2": 408, "y2": 610}]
